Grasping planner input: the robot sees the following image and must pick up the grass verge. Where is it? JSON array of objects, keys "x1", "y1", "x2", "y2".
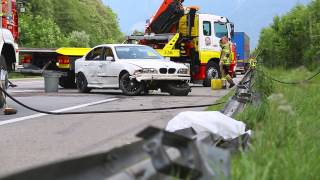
[
  {"x1": 9, "y1": 72, "x2": 40, "y2": 79},
  {"x1": 207, "y1": 89, "x2": 235, "y2": 111},
  {"x1": 232, "y1": 67, "x2": 320, "y2": 180}
]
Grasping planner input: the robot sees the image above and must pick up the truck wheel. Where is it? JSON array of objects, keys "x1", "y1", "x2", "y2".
[
  {"x1": 0, "y1": 56, "x2": 8, "y2": 109},
  {"x1": 76, "y1": 73, "x2": 91, "y2": 93},
  {"x1": 167, "y1": 81, "x2": 191, "y2": 96},
  {"x1": 59, "y1": 73, "x2": 76, "y2": 89},
  {"x1": 119, "y1": 73, "x2": 144, "y2": 96},
  {"x1": 203, "y1": 61, "x2": 221, "y2": 87}
]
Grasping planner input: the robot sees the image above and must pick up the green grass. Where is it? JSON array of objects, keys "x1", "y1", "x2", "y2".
[
  {"x1": 9, "y1": 72, "x2": 41, "y2": 79},
  {"x1": 232, "y1": 67, "x2": 320, "y2": 180},
  {"x1": 207, "y1": 89, "x2": 235, "y2": 111}
]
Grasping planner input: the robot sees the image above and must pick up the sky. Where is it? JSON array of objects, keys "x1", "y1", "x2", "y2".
[{"x1": 103, "y1": 0, "x2": 312, "y2": 49}]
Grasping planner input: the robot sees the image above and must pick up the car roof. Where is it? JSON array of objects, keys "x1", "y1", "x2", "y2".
[{"x1": 94, "y1": 44, "x2": 146, "y2": 48}]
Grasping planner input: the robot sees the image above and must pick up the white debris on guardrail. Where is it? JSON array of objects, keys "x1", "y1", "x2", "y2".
[{"x1": 166, "y1": 111, "x2": 251, "y2": 140}]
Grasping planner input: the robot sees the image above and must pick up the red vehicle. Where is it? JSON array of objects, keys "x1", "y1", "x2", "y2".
[
  {"x1": 2, "y1": 0, "x2": 19, "y2": 40},
  {"x1": 128, "y1": 0, "x2": 236, "y2": 87}
]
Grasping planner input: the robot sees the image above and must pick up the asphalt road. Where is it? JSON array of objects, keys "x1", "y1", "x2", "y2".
[{"x1": 0, "y1": 77, "x2": 240, "y2": 177}]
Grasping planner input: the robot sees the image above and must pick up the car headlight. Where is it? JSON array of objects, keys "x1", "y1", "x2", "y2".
[
  {"x1": 177, "y1": 68, "x2": 189, "y2": 75},
  {"x1": 136, "y1": 68, "x2": 158, "y2": 74}
]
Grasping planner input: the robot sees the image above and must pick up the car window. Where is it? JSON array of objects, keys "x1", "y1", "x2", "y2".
[
  {"x1": 214, "y1": 22, "x2": 228, "y2": 38},
  {"x1": 86, "y1": 47, "x2": 104, "y2": 61},
  {"x1": 105, "y1": 47, "x2": 114, "y2": 58},
  {"x1": 203, "y1": 21, "x2": 211, "y2": 36},
  {"x1": 115, "y1": 46, "x2": 162, "y2": 59}
]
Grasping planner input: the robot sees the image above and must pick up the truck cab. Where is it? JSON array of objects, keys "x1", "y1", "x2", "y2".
[{"x1": 177, "y1": 13, "x2": 235, "y2": 83}]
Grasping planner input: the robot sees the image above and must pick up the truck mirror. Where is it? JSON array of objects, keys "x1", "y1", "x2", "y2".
[{"x1": 230, "y1": 23, "x2": 235, "y2": 39}]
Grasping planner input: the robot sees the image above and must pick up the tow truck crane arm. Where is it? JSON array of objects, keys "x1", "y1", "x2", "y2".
[{"x1": 146, "y1": 0, "x2": 185, "y2": 34}]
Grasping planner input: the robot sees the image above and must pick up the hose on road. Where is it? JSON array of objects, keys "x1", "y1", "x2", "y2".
[{"x1": 0, "y1": 86, "x2": 226, "y2": 115}]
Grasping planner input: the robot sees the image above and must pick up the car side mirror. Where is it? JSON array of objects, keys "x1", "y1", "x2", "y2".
[{"x1": 106, "y1": 56, "x2": 115, "y2": 61}]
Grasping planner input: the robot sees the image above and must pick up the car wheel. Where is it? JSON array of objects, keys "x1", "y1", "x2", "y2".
[
  {"x1": 119, "y1": 73, "x2": 144, "y2": 96},
  {"x1": 59, "y1": 72, "x2": 76, "y2": 89},
  {"x1": 167, "y1": 81, "x2": 191, "y2": 96},
  {"x1": 0, "y1": 56, "x2": 8, "y2": 109},
  {"x1": 76, "y1": 73, "x2": 91, "y2": 93},
  {"x1": 203, "y1": 61, "x2": 221, "y2": 87}
]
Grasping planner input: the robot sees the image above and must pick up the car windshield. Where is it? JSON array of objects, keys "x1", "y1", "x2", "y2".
[
  {"x1": 115, "y1": 46, "x2": 163, "y2": 59},
  {"x1": 214, "y1": 22, "x2": 229, "y2": 38}
]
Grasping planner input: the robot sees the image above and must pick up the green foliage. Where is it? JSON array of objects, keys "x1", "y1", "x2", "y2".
[
  {"x1": 68, "y1": 31, "x2": 90, "y2": 47},
  {"x1": 9, "y1": 72, "x2": 40, "y2": 79},
  {"x1": 18, "y1": 0, "x2": 123, "y2": 47},
  {"x1": 19, "y1": 14, "x2": 69, "y2": 48},
  {"x1": 254, "y1": 68, "x2": 274, "y2": 98},
  {"x1": 233, "y1": 68, "x2": 320, "y2": 179},
  {"x1": 258, "y1": 0, "x2": 320, "y2": 69},
  {"x1": 207, "y1": 89, "x2": 235, "y2": 111},
  {"x1": 132, "y1": 30, "x2": 144, "y2": 36}
]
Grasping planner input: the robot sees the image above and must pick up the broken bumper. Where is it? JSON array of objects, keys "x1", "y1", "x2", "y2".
[{"x1": 133, "y1": 74, "x2": 191, "y2": 82}]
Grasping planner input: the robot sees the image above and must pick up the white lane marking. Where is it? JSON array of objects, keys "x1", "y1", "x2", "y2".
[{"x1": 0, "y1": 98, "x2": 119, "y2": 126}]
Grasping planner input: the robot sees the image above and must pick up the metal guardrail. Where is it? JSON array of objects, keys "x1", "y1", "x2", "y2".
[
  {"x1": 2, "y1": 70, "x2": 255, "y2": 180},
  {"x1": 222, "y1": 69, "x2": 255, "y2": 117}
]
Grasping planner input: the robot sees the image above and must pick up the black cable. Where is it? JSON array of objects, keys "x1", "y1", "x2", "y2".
[
  {"x1": 258, "y1": 69, "x2": 320, "y2": 85},
  {"x1": 0, "y1": 86, "x2": 226, "y2": 115}
]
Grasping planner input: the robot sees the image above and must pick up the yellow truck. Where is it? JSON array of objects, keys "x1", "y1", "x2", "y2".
[
  {"x1": 18, "y1": 47, "x2": 91, "y2": 88},
  {"x1": 127, "y1": 3, "x2": 236, "y2": 87}
]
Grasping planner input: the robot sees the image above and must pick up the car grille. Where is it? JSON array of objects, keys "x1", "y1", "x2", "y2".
[
  {"x1": 168, "y1": 68, "x2": 176, "y2": 74},
  {"x1": 160, "y1": 68, "x2": 168, "y2": 74},
  {"x1": 159, "y1": 68, "x2": 176, "y2": 74}
]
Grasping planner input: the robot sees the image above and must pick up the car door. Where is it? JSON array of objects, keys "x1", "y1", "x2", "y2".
[
  {"x1": 96, "y1": 47, "x2": 120, "y2": 87},
  {"x1": 83, "y1": 47, "x2": 105, "y2": 85},
  {"x1": 199, "y1": 17, "x2": 214, "y2": 51},
  {"x1": 199, "y1": 15, "x2": 222, "y2": 53}
]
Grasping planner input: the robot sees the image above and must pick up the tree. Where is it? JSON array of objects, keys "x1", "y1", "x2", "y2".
[
  {"x1": 132, "y1": 30, "x2": 144, "y2": 35},
  {"x1": 257, "y1": 1, "x2": 320, "y2": 69},
  {"x1": 19, "y1": 14, "x2": 68, "y2": 48},
  {"x1": 18, "y1": 0, "x2": 124, "y2": 47},
  {"x1": 68, "y1": 31, "x2": 90, "y2": 47}
]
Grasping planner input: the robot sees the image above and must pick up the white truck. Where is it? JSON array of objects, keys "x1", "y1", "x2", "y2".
[{"x1": 0, "y1": 0, "x2": 19, "y2": 109}]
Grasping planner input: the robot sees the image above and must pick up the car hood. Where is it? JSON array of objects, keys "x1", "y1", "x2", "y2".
[{"x1": 121, "y1": 59, "x2": 187, "y2": 69}]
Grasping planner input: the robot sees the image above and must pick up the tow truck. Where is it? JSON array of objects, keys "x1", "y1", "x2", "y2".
[{"x1": 127, "y1": 0, "x2": 237, "y2": 87}]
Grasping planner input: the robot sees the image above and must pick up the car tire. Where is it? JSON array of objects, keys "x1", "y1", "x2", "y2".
[
  {"x1": 0, "y1": 55, "x2": 8, "y2": 109},
  {"x1": 59, "y1": 73, "x2": 76, "y2": 89},
  {"x1": 119, "y1": 73, "x2": 144, "y2": 96},
  {"x1": 76, "y1": 73, "x2": 91, "y2": 93},
  {"x1": 203, "y1": 61, "x2": 221, "y2": 87},
  {"x1": 167, "y1": 81, "x2": 191, "y2": 96}
]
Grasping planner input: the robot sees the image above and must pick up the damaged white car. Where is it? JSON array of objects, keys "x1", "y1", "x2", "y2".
[{"x1": 75, "y1": 44, "x2": 191, "y2": 96}]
